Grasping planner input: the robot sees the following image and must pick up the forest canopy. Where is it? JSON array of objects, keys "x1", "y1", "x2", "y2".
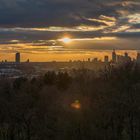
[{"x1": 0, "y1": 62, "x2": 139, "y2": 140}]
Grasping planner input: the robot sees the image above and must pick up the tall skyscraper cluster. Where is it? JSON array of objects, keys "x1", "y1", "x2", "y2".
[
  {"x1": 111, "y1": 50, "x2": 131, "y2": 64},
  {"x1": 103, "y1": 50, "x2": 140, "y2": 64}
]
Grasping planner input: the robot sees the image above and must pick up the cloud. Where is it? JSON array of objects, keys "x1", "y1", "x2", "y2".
[
  {"x1": 0, "y1": 0, "x2": 132, "y2": 26},
  {"x1": 0, "y1": 0, "x2": 140, "y2": 52},
  {"x1": 0, "y1": 0, "x2": 139, "y2": 30}
]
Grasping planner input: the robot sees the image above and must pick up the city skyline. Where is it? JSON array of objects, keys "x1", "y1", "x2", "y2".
[{"x1": 1, "y1": 50, "x2": 140, "y2": 63}]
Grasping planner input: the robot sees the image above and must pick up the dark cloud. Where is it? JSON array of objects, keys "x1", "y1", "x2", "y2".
[
  {"x1": 0, "y1": 0, "x2": 139, "y2": 37},
  {"x1": 131, "y1": 23, "x2": 140, "y2": 29},
  {"x1": 0, "y1": 0, "x2": 139, "y2": 27},
  {"x1": 0, "y1": 0, "x2": 140, "y2": 51}
]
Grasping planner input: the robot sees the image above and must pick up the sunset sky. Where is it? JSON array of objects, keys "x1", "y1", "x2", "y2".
[{"x1": 0, "y1": 0, "x2": 140, "y2": 61}]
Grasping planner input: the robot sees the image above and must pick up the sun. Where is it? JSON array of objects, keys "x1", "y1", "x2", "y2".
[{"x1": 60, "y1": 37, "x2": 72, "y2": 43}]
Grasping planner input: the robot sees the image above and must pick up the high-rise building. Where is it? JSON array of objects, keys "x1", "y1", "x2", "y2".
[
  {"x1": 104, "y1": 56, "x2": 109, "y2": 63},
  {"x1": 92, "y1": 58, "x2": 98, "y2": 62},
  {"x1": 15, "y1": 52, "x2": 20, "y2": 63},
  {"x1": 137, "y1": 52, "x2": 140, "y2": 63},
  {"x1": 117, "y1": 55, "x2": 123, "y2": 63},
  {"x1": 112, "y1": 49, "x2": 117, "y2": 63},
  {"x1": 117, "y1": 53, "x2": 131, "y2": 64},
  {"x1": 124, "y1": 52, "x2": 128, "y2": 57},
  {"x1": 88, "y1": 58, "x2": 91, "y2": 62},
  {"x1": 26, "y1": 59, "x2": 30, "y2": 63},
  {"x1": 124, "y1": 52, "x2": 131, "y2": 62}
]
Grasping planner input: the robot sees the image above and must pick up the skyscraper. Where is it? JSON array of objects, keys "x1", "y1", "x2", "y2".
[
  {"x1": 124, "y1": 52, "x2": 131, "y2": 63},
  {"x1": 112, "y1": 49, "x2": 116, "y2": 63},
  {"x1": 124, "y1": 52, "x2": 128, "y2": 57},
  {"x1": 137, "y1": 52, "x2": 140, "y2": 63},
  {"x1": 15, "y1": 52, "x2": 20, "y2": 63},
  {"x1": 104, "y1": 56, "x2": 109, "y2": 63}
]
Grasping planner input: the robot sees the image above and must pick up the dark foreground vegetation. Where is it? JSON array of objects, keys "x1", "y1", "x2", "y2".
[{"x1": 0, "y1": 62, "x2": 140, "y2": 140}]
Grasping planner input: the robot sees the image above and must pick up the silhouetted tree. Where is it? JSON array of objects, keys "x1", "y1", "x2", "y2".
[{"x1": 0, "y1": 62, "x2": 140, "y2": 140}]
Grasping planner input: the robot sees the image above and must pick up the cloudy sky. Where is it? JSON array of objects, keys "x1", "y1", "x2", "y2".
[{"x1": 0, "y1": 0, "x2": 140, "y2": 61}]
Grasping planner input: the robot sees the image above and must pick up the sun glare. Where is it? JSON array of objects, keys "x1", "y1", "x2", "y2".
[
  {"x1": 61, "y1": 37, "x2": 72, "y2": 43},
  {"x1": 71, "y1": 100, "x2": 81, "y2": 110}
]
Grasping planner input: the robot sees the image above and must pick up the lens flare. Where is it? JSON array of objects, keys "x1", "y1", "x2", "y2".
[
  {"x1": 71, "y1": 100, "x2": 81, "y2": 109},
  {"x1": 60, "y1": 37, "x2": 72, "y2": 43}
]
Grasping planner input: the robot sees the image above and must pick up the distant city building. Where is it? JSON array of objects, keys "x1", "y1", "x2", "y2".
[
  {"x1": 112, "y1": 49, "x2": 117, "y2": 63},
  {"x1": 124, "y1": 52, "x2": 128, "y2": 57},
  {"x1": 124, "y1": 52, "x2": 131, "y2": 63},
  {"x1": 104, "y1": 56, "x2": 109, "y2": 63},
  {"x1": 92, "y1": 58, "x2": 98, "y2": 62},
  {"x1": 137, "y1": 52, "x2": 140, "y2": 63},
  {"x1": 117, "y1": 52, "x2": 131, "y2": 64},
  {"x1": 26, "y1": 59, "x2": 30, "y2": 63},
  {"x1": 88, "y1": 58, "x2": 91, "y2": 62},
  {"x1": 117, "y1": 55, "x2": 124, "y2": 63},
  {"x1": 15, "y1": 52, "x2": 20, "y2": 63}
]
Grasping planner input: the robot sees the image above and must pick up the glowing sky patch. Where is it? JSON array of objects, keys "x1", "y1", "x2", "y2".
[
  {"x1": 128, "y1": 14, "x2": 140, "y2": 24},
  {"x1": 60, "y1": 37, "x2": 72, "y2": 44},
  {"x1": 86, "y1": 15, "x2": 116, "y2": 27}
]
